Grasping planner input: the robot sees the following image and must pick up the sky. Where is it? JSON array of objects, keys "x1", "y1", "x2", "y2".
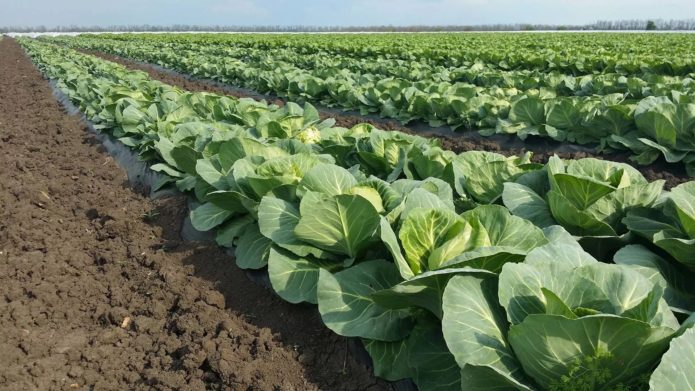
[{"x1": 0, "y1": 0, "x2": 694, "y2": 27}]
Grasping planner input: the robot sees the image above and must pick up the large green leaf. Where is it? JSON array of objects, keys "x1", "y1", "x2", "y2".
[
  {"x1": 245, "y1": 175, "x2": 296, "y2": 199},
  {"x1": 206, "y1": 190, "x2": 258, "y2": 214},
  {"x1": 170, "y1": 145, "x2": 200, "y2": 175},
  {"x1": 448, "y1": 152, "x2": 526, "y2": 204},
  {"x1": 585, "y1": 180, "x2": 664, "y2": 232},
  {"x1": 583, "y1": 265, "x2": 678, "y2": 328},
  {"x1": 500, "y1": 252, "x2": 679, "y2": 328},
  {"x1": 398, "y1": 207, "x2": 465, "y2": 274},
  {"x1": 547, "y1": 190, "x2": 616, "y2": 236},
  {"x1": 294, "y1": 193, "x2": 381, "y2": 259},
  {"x1": 509, "y1": 315, "x2": 674, "y2": 390},
  {"x1": 217, "y1": 137, "x2": 287, "y2": 170},
  {"x1": 441, "y1": 275, "x2": 526, "y2": 385},
  {"x1": 509, "y1": 96, "x2": 545, "y2": 125},
  {"x1": 624, "y1": 207, "x2": 685, "y2": 240},
  {"x1": 502, "y1": 183, "x2": 555, "y2": 228},
  {"x1": 652, "y1": 237, "x2": 695, "y2": 269},
  {"x1": 298, "y1": 163, "x2": 357, "y2": 195},
  {"x1": 358, "y1": 177, "x2": 403, "y2": 212},
  {"x1": 460, "y1": 365, "x2": 533, "y2": 391},
  {"x1": 150, "y1": 162, "x2": 183, "y2": 178},
  {"x1": 672, "y1": 102, "x2": 695, "y2": 136},
  {"x1": 649, "y1": 327, "x2": 695, "y2": 391},
  {"x1": 362, "y1": 338, "x2": 411, "y2": 382},
  {"x1": 498, "y1": 257, "x2": 584, "y2": 325},
  {"x1": 215, "y1": 215, "x2": 254, "y2": 247},
  {"x1": 637, "y1": 137, "x2": 689, "y2": 163},
  {"x1": 440, "y1": 205, "x2": 548, "y2": 271},
  {"x1": 671, "y1": 182, "x2": 695, "y2": 238},
  {"x1": 614, "y1": 245, "x2": 695, "y2": 314},
  {"x1": 397, "y1": 187, "x2": 455, "y2": 222},
  {"x1": 427, "y1": 217, "x2": 493, "y2": 270},
  {"x1": 526, "y1": 227, "x2": 597, "y2": 266},
  {"x1": 190, "y1": 202, "x2": 233, "y2": 231},
  {"x1": 371, "y1": 268, "x2": 494, "y2": 319},
  {"x1": 392, "y1": 178, "x2": 456, "y2": 216},
  {"x1": 552, "y1": 173, "x2": 615, "y2": 210},
  {"x1": 195, "y1": 158, "x2": 227, "y2": 189},
  {"x1": 563, "y1": 157, "x2": 645, "y2": 187},
  {"x1": 634, "y1": 96, "x2": 677, "y2": 148},
  {"x1": 317, "y1": 260, "x2": 414, "y2": 341},
  {"x1": 625, "y1": 207, "x2": 695, "y2": 268},
  {"x1": 235, "y1": 222, "x2": 272, "y2": 269},
  {"x1": 267, "y1": 247, "x2": 335, "y2": 304},
  {"x1": 545, "y1": 98, "x2": 581, "y2": 130},
  {"x1": 463, "y1": 205, "x2": 548, "y2": 250},
  {"x1": 417, "y1": 177, "x2": 456, "y2": 204},
  {"x1": 407, "y1": 318, "x2": 462, "y2": 391},
  {"x1": 408, "y1": 146, "x2": 455, "y2": 179},
  {"x1": 441, "y1": 248, "x2": 528, "y2": 274},
  {"x1": 379, "y1": 217, "x2": 414, "y2": 280},
  {"x1": 257, "y1": 196, "x2": 332, "y2": 259},
  {"x1": 348, "y1": 185, "x2": 384, "y2": 213}
]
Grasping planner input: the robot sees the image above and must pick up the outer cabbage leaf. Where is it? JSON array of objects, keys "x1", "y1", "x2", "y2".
[
  {"x1": 649, "y1": 327, "x2": 695, "y2": 391},
  {"x1": 440, "y1": 205, "x2": 548, "y2": 272},
  {"x1": 441, "y1": 275, "x2": 530, "y2": 387},
  {"x1": 509, "y1": 315, "x2": 674, "y2": 390},
  {"x1": 614, "y1": 244, "x2": 695, "y2": 314},
  {"x1": 317, "y1": 260, "x2": 414, "y2": 341},
  {"x1": 294, "y1": 193, "x2": 381, "y2": 259},
  {"x1": 267, "y1": 247, "x2": 337, "y2": 304}
]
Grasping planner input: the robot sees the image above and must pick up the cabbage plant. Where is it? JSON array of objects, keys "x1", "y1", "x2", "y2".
[
  {"x1": 624, "y1": 182, "x2": 695, "y2": 268},
  {"x1": 315, "y1": 203, "x2": 549, "y2": 391},
  {"x1": 314, "y1": 201, "x2": 549, "y2": 351},
  {"x1": 612, "y1": 96, "x2": 695, "y2": 176},
  {"x1": 617, "y1": 182, "x2": 695, "y2": 314},
  {"x1": 444, "y1": 151, "x2": 540, "y2": 206},
  {"x1": 441, "y1": 233, "x2": 686, "y2": 391},
  {"x1": 503, "y1": 156, "x2": 664, "y2": 256},
  {"x1": 258, "y1": 164, "x2": 457, "y2": 305}
]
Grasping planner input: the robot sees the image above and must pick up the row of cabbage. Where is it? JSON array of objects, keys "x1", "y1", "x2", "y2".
[
  {"x1": 21, "y1": 38, "x2": 695, "y2": 391},
  {"x1": 46, "y1": 35, "x2": 695, "y2": 99},
  {"x1": 82, "y1": 32, "x2": 695, "y2": 76},
  {"x1": 45, "y1": 34, "x2": 695, "y2": 176}
]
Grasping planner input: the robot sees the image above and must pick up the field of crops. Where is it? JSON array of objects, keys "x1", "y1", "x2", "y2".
[
  {"x1": 44, "y1": 33, "x2": 695, "y2": 177},
  {"x1": 7, "y1": 33, "x2": 695, "y2": 390}
]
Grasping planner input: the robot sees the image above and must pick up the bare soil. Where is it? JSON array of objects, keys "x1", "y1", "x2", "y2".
[
  {"x1": 0, "y1": 37, "x2": 387, "y2": 391},
  {"x1": 83, "y1": 50, "x2": 691, "y2": 189}
]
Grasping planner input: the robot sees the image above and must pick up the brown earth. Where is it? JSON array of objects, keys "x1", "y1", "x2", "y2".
[
  {"x1": 82, "y1": 50, "x2": 691, "y2": 189},
  {"x1": 0, "y1": 37, "x2": 388, "y2": 391}
]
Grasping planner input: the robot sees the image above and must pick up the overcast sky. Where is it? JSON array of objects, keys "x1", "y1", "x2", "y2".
[{"x1": 1, "y1": 0, "x2": 693, "y2": 27}]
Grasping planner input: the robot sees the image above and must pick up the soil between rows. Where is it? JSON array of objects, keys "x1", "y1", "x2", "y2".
[
  {"x1": 81, "y1": 49, "x2": 690, "y2": 189},
  {"x1": 0, "y1": 37, "x2": 388, "y2": 391}
]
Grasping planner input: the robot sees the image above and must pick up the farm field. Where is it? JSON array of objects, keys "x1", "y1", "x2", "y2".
[
  {"x1": 44, "y1": 33, "x2": 695, "y2": 177},
  {"x1": 0, "y1": 37, "x2": 388, "y2": 390},
  {"x1": 2, "y1": 31, "x2": 695, "y2": 391}
]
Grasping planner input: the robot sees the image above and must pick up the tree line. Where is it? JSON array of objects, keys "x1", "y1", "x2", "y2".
[{"x1": 2, "y1": 19, "x2": 695, "y2": 33}]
